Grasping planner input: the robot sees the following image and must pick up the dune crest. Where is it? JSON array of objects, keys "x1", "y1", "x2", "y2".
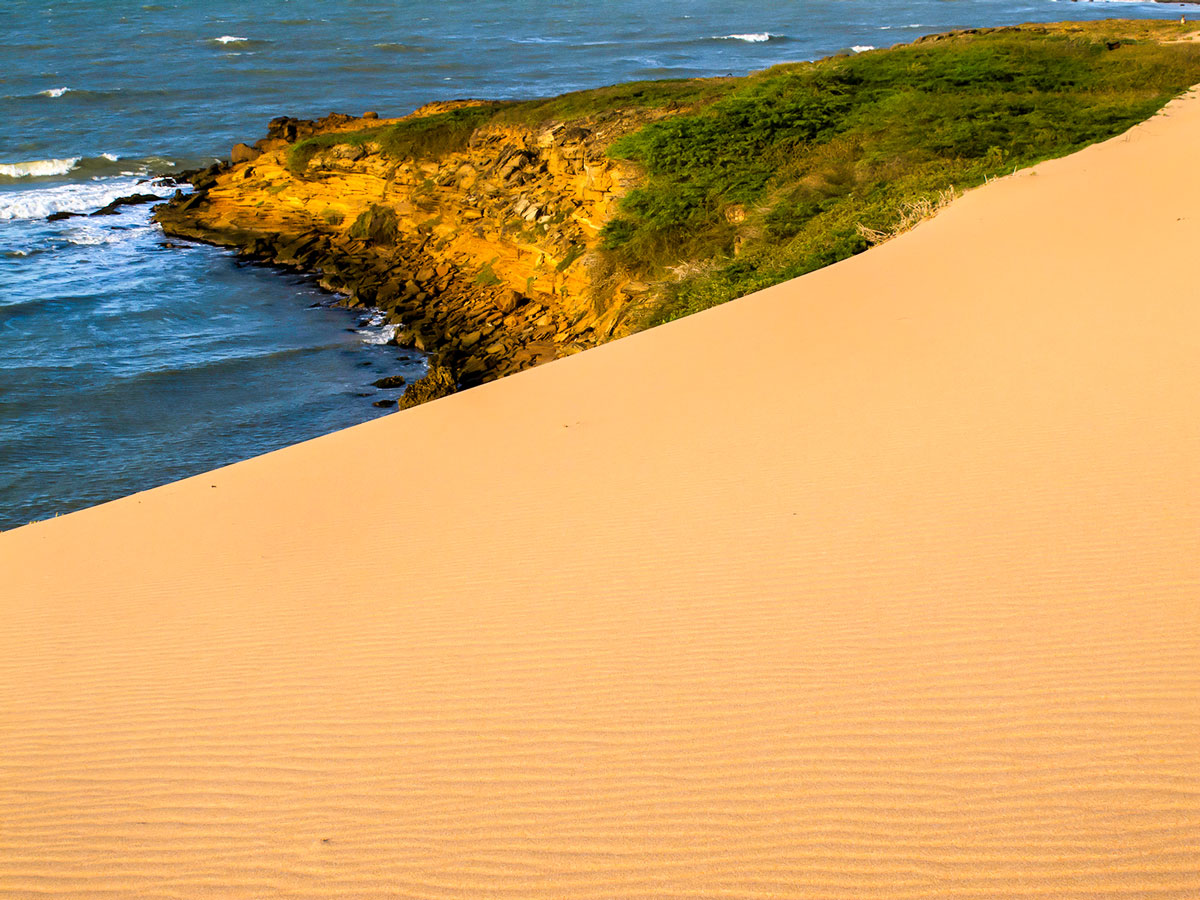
[{"x1": 2, "y1": 87, "x2": 1199, "y2": 899}]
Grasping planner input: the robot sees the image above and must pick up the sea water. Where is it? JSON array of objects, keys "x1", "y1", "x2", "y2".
[{"x1": 1, "y1": 0, "x2": 1190, "y2": 529}]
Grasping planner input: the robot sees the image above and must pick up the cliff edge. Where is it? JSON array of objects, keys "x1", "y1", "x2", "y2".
[
  {"x1": 156, "y1": 102, "x2": 676, "y2": 401},
  {"x1": 156, "y1": 21, "x2": 1200, "y2": 406}
]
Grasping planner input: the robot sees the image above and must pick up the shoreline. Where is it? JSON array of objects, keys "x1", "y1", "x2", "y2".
[
  {"x1": 155, "y1": 109, "x2": 648, "y2": 407},
  {"x1": 153, "y1": 20, "x2": 1200, "y2": 410}
]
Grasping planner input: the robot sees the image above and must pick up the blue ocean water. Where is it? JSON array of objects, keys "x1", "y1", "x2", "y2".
[{"x1": 1, "y1": 0, "x2": 1192, "y2": 529}]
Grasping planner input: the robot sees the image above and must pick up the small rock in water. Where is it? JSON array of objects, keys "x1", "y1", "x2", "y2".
[
  {"x1": 357, "y1": 360, "x2": 374, "y2": 367},
  {"x1": 46, "y1": 211, "x2": 83, "y2": 222},
  {"x1": 90, "y1": 193, "x2": 162, "y2": 216},
  {"x1": 372, "y1": 398, "x2": 397, "y2": 408},
  {"x1": 372, "y1": 375, "x2": 407, "y2": 389}
]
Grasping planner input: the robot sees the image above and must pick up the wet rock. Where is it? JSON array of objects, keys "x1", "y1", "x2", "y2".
[
  {"x1": 46, "y1": 211, "x2": 83, "y2": 222},
  {"x1": 372, "y1": 398, "x2": 397, "y2": 408},
  {"x1": 90, "y1": 193, "x2": 163, "y2": 216},
  {"x1": 372, "y1": 374, "x2": 408, "y2": 388},
  {"x1": 398, "y1": 365, "x2": 456, "y2": 409}
]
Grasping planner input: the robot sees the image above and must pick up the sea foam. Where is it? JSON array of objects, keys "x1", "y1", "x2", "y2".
[
  {"x1": 852, "y1": 45, "x2": 876, "y2": 53},
  {"x1": 0, "y1": 179, "x2": 174, "y2": 221},
  {"x1": 214, "y1": 35, "x2": 249, "y2": 43},
  {"x1": 716, "y1": 33, "x2": 773, "y2": 42},
  {"x1": 0, "y1": 157, "x2": 81, "y2": 178},
  {"x1": 38, "y1": 87, "x2": 71, "y2": 98},
  {"x1": 358, "y1": 322, "x2": 399, "y2": 345}
]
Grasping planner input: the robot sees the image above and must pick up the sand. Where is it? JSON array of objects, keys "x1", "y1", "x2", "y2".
[{"x1": 2, "y1": 86, "x2": 1199, "y2": 899}]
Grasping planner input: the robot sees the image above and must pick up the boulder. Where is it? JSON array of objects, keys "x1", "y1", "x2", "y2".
[
  {"x1": 371, "y1": 375, "x2": 408, "y2": 389},
  {"x1": 231, "y1": 142, "x2": 260, "y2": 164},
  {"x1": 398, "y1": 365, "x2": 457, "y2": 410}
]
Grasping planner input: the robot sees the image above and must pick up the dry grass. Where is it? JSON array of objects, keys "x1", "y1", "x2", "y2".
[{"x1": 856, "y1": 187, "x2": 962, "y2": 246}]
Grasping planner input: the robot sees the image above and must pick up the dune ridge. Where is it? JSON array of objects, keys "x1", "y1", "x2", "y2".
[{"x1": 2, "y1": 86, "x2": 1199, "y2": 898}]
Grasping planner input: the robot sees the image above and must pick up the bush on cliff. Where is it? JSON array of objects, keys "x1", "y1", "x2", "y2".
[
  {"x1": 287, "y1": 105, "x2": 504, "y2": 177},
  {"x1": 596, "y1": 21, "x2": 1200, "y2": 324},
  {"x1": 274, "y1": 21, "x2": 1200, "y2": 335},
  {"x1": 348, "y1": 205, "x2": 400, "y2": 246}
]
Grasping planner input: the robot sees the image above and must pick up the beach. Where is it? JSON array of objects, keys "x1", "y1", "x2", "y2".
[{"x1": 2, "y1": 75, "x2": 1198, "y2": 899}]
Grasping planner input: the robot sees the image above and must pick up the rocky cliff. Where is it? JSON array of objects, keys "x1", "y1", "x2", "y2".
[{"x1": 155, "y1": 103, "x2": 668, "y2": 404}]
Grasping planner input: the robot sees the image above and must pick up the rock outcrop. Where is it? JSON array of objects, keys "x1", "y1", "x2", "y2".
[{"x1": 155, "y1": 105, "x2": 667, "y2": 404}]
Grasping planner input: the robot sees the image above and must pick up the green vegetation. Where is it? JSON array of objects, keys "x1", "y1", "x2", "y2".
[
  {"x1": 475, "y1": 259, "x2": 502, "y2": 286},
  {"x1": 348, "y1": 204, "x2": 399, "y2": 245},
  {"x1": 555, "y1": 243, "x2": 586, "y2": 272},
  {"x1": 598, "y1": 22, "x2": 1200, "y2": 323},
  {"x1": 490, "y1": 77, "x2": 732, "y2": 126},
  {"x1": 287, "y1": 104, "x2": 505, "y2": 176},
  {"x1": 278, "y1": 21, "x2": 1200, "y2": 327}
]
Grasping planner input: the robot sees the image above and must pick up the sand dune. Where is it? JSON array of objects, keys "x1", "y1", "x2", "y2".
[{"x1": 3, "y1": 87, "x2": 1199, "y2": 898}]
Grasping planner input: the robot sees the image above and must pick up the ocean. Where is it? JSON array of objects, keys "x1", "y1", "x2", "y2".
[{"x1": 1, "y1": 0, "x2": 1191, "y2": 530}]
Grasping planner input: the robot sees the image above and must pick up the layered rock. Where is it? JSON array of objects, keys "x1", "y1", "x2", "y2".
[{"x1": 156, "y1": 106, "x2": 664, "y2": 403}]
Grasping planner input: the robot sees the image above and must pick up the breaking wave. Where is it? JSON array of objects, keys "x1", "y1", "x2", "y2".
[
  {"x1": 0, "y1": 157, "x2": 81, "y2": 178},
  {"x1": 0, "y1": 154, "x2": 178, "y2": 185},
  {"x1": 0, "y1": 178, "x2": 175, "y2": 221},
  {"x1": 714, "y1": 33, "x2": 776, "y2": 43}
]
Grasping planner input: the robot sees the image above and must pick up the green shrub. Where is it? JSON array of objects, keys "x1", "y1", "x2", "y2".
[
  {"x1": 347, "y1": 205, "x2": 399, "y2": 245},
  {"x1": 555, "y1": 244, "x2": 586, "y2": 272},
  {"x1": 475, "y1": 260, "x2": 501, "y2": 286},
  {"x1": 601, "y1": 22, "x2": 1200, "y2": 324},
  {"x1": 375, "y1": 105, "x2": 502, "y2": 159}
]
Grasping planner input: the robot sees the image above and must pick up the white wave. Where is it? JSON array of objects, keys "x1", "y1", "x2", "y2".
[
  {"x1": 851, "y1": 45, "x2": 876, "y2": 53},
  {"x1": 358, "y1": 323, "x2": 398, "y2": 345},
  {"x1": 879, "y1": 23, "x2": 922, "y2": 30},
  {"x1": 0, "y1": 179, "x2": 174, "y2": 221},
  {"x1": 717, "y1": 33, "x2": 772, "y2": 42},
  {"x1": 0, "y1": 157, "x2": 81, "y2": 178},
  {"x1": 214, "y1": 35, "x2": 248, "y2": 43},
  {"x1": 64, "y1": 226, "x2": 122, "y2": 246},
  {"x1": 38, "y1": 87, "x2": 70, "y2": 98},
  {"x1": 101, "y1": 152, "x2": 120, "y2": 162}
]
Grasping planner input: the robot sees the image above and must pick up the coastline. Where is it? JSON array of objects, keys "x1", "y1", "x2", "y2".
[
  {"x1": 152, "y1": 21, "x2": 1200, "y2": 409},
  {"x1": 3, "y1": 78, "x2": 1199, "y2": 898},
  {"x1": 154, "y1": 108, "x2": 651, "y2": 406}
]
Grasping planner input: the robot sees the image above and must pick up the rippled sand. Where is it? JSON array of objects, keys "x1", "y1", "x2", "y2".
[{"x1": 2, "y1": 87, "x2": 1198, "y2": 899}]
